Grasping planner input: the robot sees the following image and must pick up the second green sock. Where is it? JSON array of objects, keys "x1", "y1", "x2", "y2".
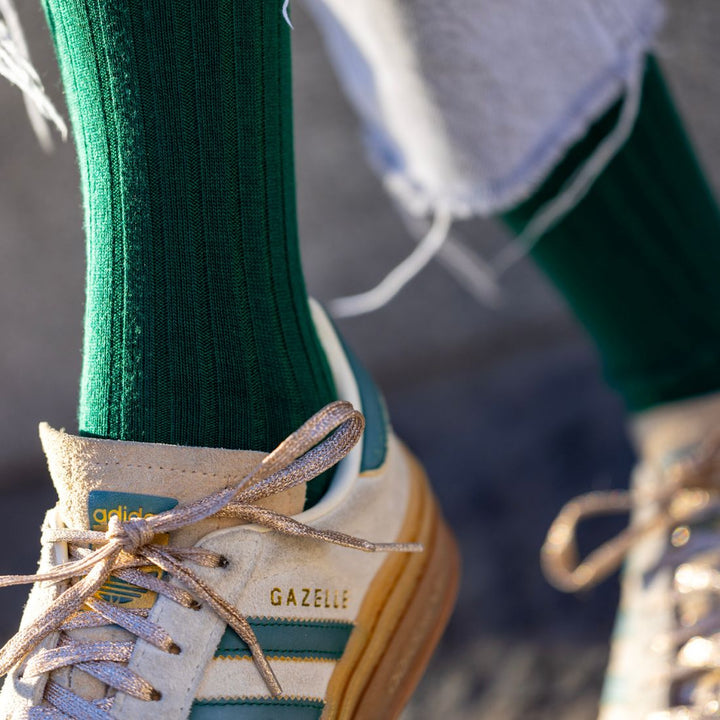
[{"x1": 504, "y1": 57, "x2": 720, "y2": 412}]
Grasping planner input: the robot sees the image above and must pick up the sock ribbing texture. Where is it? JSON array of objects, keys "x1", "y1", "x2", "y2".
[{"x1": 42, "y1": 0, "x2": 336, "y2": 502}]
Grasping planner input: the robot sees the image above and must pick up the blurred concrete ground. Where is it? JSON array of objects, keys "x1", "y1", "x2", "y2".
[{"x1": 1, "y1": 2, "x2": 719, "y2": 717}]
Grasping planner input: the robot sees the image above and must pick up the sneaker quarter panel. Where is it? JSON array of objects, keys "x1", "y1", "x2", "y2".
[{"x1": 0, "y1": 304, "x2": 460, "y2": 720}]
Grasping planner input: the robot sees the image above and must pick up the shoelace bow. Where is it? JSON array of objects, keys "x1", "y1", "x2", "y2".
[
  {"x1": 542, "y1": 434, "x2": 720, "y2": 719},
  {"x1": 0, "y1": 401, "x2": 421, "y2": 718}
]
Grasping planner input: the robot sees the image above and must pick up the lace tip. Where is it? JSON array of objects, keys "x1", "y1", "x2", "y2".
[
  {"x1": 402, "y1": 542, "x2": 424, "y2": 553},
  {"x1": 267, "y1": 673, "x2": 283, "y2": 698},
  {"x1": 253, "y1": 647, "x2": 283, "y2": 697},
  {"x1": 375, "y1": 542, "x2": 424, "y2": 553}
]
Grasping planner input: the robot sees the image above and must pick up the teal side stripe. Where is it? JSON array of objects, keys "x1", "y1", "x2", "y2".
[
  {"x1": 338, "y1": 336, "x2": 388, "y2": 472},
  {"x1": 190, "y1": 698, "x2": 323, "y2": 720},
  {"x1": 215, "y1": 617, "x2": 354, "y2": 660}
]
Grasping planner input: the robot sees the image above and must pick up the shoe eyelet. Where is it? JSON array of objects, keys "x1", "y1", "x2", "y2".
[{"x1": 217, "y1": 555, "x2": 230, "y2": 569}]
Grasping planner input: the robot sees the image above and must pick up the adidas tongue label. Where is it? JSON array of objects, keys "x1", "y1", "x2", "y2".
[{"x1": 87, "y1": 491, "x2": 178, "y2": 608}]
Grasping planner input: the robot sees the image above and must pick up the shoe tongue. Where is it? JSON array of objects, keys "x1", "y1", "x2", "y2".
[{"x1": 39, "y1": 423, "x2": 307, "y2": 535}]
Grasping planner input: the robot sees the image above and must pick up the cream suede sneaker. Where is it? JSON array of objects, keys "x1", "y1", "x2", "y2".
[
  {"x1": 0, "y1": 305, "x2": 460, "y2": 720},
  {"x1": 542, "y1": 394, "x2": 720, "y2": 720}
]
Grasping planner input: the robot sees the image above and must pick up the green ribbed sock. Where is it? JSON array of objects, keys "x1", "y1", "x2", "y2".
[
  {"x1": 42, "y1": 0, "x2": 336, "y2": 502},
  {"x1": 503, "y1": 56, "x2": 720, "y2": 412}
]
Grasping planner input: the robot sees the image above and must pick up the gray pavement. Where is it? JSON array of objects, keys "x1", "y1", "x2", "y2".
[{"x1": 1, "y1": 2, "x2": 719, "y2": 717}]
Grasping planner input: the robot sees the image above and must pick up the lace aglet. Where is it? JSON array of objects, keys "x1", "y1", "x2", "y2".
[
  {"x1": 373, "y1": 542, "x2": 424, "y2": 553},
  {"x1": 260, "y1": 660, "x2": 283, "y2": 697},
  {"x1": 247, "y1": 639, "x2": 283, "y2": 697}
]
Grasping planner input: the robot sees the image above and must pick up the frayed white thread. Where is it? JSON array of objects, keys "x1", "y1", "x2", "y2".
[
  {"x1": 329, "y1": 62, "x2": 644, "y2": 317},
  {"x1": 489, "y1": 60, "x2": 645, "y2": 279},
  {"x1": 437, "y1": 233, "x2": 503, "y2": 306},
  {"x1": 329, "y1": 205, "x2": 453, "y2": 318},
  {"x1": 282, "y1": 0, "x2": 294, "y2": 29},
  {"x1": 0, "y1": 0, "x2": 67, "y2": 150},
  {"x1": 398, "y1": 208, "x2": 501, "y2": 306}
]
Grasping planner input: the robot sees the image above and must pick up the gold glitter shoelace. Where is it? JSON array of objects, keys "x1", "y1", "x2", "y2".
[
  {"x1": 0, "y1": 401, "x2": 422, "y2": 719},
  {"x1": 543, "y1": 435, "x2": 720, "y2": 719}
]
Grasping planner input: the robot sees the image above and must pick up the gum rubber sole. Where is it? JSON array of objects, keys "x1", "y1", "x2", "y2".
[{"x1": 323, "y1": 447, "x2": 461, "y2": 719}]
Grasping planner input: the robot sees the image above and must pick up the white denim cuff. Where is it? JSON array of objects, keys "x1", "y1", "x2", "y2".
[{"x1": 302, "y1": 0, "x2": 664, "y2": 220}]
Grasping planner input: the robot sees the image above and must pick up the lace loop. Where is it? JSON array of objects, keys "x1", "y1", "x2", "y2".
[
  {"x1": 542, "y1": 435, "x2": 720, "y2": 593},
  {"x1": 541, "y1": 489, "x2": 636, "y2": 592}
]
